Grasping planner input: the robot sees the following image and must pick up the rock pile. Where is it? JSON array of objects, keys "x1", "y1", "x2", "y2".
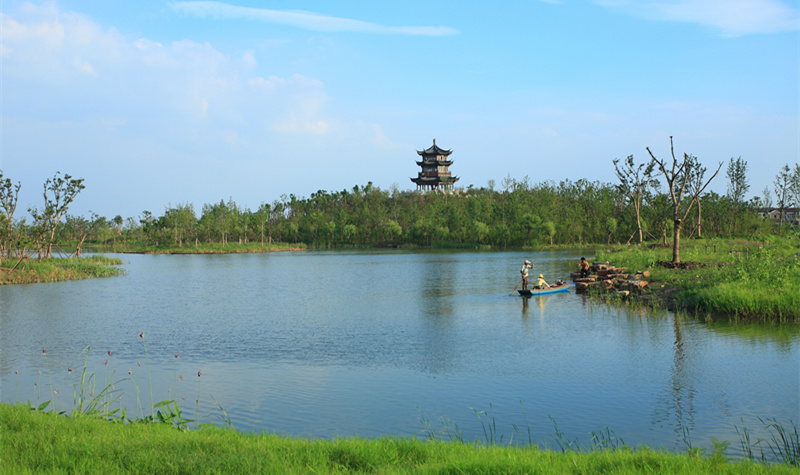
[{"x1": 570, "y1": 261, "x2": 650, "y2": 298}]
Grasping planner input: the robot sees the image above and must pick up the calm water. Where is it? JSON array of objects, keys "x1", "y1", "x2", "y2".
[{"x1": 1, "y1": 250, "x2": 798, "y2": 457}]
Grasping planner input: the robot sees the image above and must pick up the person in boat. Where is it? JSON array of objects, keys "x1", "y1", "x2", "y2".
[
  {"x1": 534, "y1": 274, "x2": 550, "y2": 289},
  {"x1": 520, "y1": 260, "x2": 532, "y2": 290},
  {"x1": 578, "y1": 257, "x2": 590, "y2": 278}
]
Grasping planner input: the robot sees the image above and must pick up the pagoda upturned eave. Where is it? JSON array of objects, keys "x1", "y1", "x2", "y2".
[{"x1": 416, "y1": 139, "x2": 452, "y2": 157}]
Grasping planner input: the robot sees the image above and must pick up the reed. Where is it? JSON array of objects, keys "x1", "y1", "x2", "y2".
[
  {"x1": 196, "y1": 369, "x2": 202, "y2": 429},
  {"x1": 139, "y1": 332, "x2": 154, "y2": 416},
  {"x1": 757, "y1": 417, "x2": 799, "y2": 466},
  {"x1": 549, "y1": 415, "x2": 580, "y2": 453},
  {"x1": 70, "y1": 347, "x2": 124, "y2": 418},
  {"x1": 417, "y1": 409, "x2": 464, "y2": 443}
]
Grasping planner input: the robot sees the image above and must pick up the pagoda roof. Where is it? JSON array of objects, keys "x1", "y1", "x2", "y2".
[
  {"x1": 416, "y1": 159, "x2": 453, "y2": 166},
  {"x1": 411, "y1": 176, "x2": 460, "y2": 184},
  {"x1": 417, "y1": 139, "x2": 452, "y2": 157}
]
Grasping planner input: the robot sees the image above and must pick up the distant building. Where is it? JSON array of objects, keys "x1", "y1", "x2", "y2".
[
  {"x1": 411, "y1": 139, "x2": 459, "y2": 192},
  {"x1": 757, "y1": 207, "x2": 799, "y2": 227}
]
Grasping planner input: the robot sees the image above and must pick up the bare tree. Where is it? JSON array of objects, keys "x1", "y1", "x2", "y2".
[
  {"x1": 684, "y1": 154, "x2": 709, "y2": 238},
  {"x1": 647, "y1": 137, "x2": 722, "y2": 263},
  {"x1": 613, "y1": 155, "x2": 658, "y2": 244}
]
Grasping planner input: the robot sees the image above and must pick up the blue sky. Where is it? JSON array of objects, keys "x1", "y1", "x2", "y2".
[{"x1": 1, "y1": 0, "x2": 798, "y2": 219}]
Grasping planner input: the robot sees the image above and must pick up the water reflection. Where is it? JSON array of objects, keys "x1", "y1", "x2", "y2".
[
  {"x1": 662, "y1": 317, "x2": 698, "y2": 449},
  {"x1": 519, "y1": 296, "x2": 548, "y2": 325}
]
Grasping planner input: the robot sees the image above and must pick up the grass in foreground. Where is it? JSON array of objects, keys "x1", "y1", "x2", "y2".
[
  {"x1": 596, "y1": 235, "x2": 800, "y2": 323},
  {"x1": 1, "y1": 404, "x2": 794, "y2": 475},
  {"x1": 0, "y1": 255, "x2": 124, "y2": 285}
]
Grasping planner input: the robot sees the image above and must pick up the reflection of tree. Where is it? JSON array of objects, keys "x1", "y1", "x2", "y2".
[
  {"x1": 416, "y1": 255, "x2": 457, "y2": 374},
  {"x1": 652, "y1": 316, "x2": 697, "y2": 449}
]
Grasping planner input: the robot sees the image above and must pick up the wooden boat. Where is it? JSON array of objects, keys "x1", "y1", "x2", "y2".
[{"x1": 517, "y1": 282, "x2": 571, "y2": 297}]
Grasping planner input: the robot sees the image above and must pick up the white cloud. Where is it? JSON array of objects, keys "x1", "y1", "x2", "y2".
[
  {"x1": 542, "y1": 127, "x2": 559, "y2": 137},
  {"x1": 2, "y1": 3, "x2": 333, "y2": 142},
  {"x1": 240, "y1": 50, "x2": 257, "y2": 70},
  {"x1": 169, "y1": 1, "x2": 460, "y2": 36},
  {"x1": 1, "y1": 5, "x2": 127, "y2": 81},
  {"x1": 594, "y1": 0, "x2": 799, "y2": 36},
  {"x1": 72, "y1": 56, "x2": 96, "y2": 75}
]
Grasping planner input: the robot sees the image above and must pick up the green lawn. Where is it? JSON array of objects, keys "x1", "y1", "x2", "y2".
[{"x1": 2, "y1": 404, "x2": 796, "y2": 474}]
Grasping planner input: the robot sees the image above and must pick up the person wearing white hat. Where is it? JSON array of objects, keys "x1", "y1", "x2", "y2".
[{"x1": 520, "y1": 260, "x2": 532, "y2": 290}]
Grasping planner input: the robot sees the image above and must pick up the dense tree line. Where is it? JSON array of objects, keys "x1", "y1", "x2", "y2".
[
  {"x1": 2, "y1": 157, "x2": 798, "y2": 259},
  {"x1": 49, "y1": 177, "x2": 789, "y2": 250}
]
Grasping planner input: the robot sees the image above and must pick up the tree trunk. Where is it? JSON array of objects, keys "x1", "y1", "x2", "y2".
[
  {"x1": 697, "y1": 201, "x2": 702, "y2": 238},
  {"x1": 634, "y1": 202, "x2": 644, "y2": 244},
  {"x1": 73, "y1": 234, "x2": 87, "y2": 257},
  {"x1": 672, "y1": 219, "x2": 682, "y2": 263}
]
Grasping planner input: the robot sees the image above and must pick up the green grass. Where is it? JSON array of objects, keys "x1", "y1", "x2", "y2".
[
  {"x1": 595, "y1": 235, "x2": 800, "y2": 323},
  {"x1": 0, "y1": 255, "x2": 124, "y2": 285},
  {"x1": 1, "y1": 403, "x2": 795, "y2": 475}
]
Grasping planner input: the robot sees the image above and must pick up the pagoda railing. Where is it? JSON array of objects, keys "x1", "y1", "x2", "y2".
[{"x1": 420, "y1": 171, "x2": 451, "y2": 177}]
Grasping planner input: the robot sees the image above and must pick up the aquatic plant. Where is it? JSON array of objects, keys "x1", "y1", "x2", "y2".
[{"x1": 70, "y1": 347, "x2": 123, "y2": 419}]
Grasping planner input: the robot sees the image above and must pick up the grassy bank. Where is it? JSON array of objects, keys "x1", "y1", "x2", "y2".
[
  {"x1": 86, "y1": 241, "x2": 306, "y2": 254},
  {"x1": 595, "y1": 235, "x2": 799, "y2": 323},
  {"x1": 1, "y1": 404, "x2": 795, "y2": 474},
  {"x1": 0, "y1": 255, "x2": 124, "y2": 285}
]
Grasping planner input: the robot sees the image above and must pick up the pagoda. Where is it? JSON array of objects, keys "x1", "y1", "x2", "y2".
[{"x1": 410, "y1": 139, "x2": 459, "y2": 191}]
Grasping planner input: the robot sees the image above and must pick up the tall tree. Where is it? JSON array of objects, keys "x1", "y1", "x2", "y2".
[
  {"x1": 29, "y1": 172, "x2": 85, "y2": 258},
  {"x1": 162, "y1": 203, "x2": 196, "y2": 247},
  {"x1": 790, "y1": 163, "x2": 800, "y2": 212},
  {"x1": 0, "y1": 170, "x2": 22, "y2": 260},
  {"x1": 613, "y1": 155, "x2": 658, "y2": 244},
  {"x1": 725, "y1": 157, "x2": 749, "y2": 235},
  {"x1": 762, "y1": 186, "x2": 773, "y2": 208},
  {"x1": 647, "y1": 137, "x2": 722, "y2": 263},
  {"x1": 773, "y1": 164, "x2": 791, "y2": 225},
  {"x1": 726, "y1": 157, "x2": 749, "y2": 203}
]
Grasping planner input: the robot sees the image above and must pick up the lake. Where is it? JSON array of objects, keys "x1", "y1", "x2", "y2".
[{"x1": 1, "y1": 249, "x2": 797, "y2": 458}]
